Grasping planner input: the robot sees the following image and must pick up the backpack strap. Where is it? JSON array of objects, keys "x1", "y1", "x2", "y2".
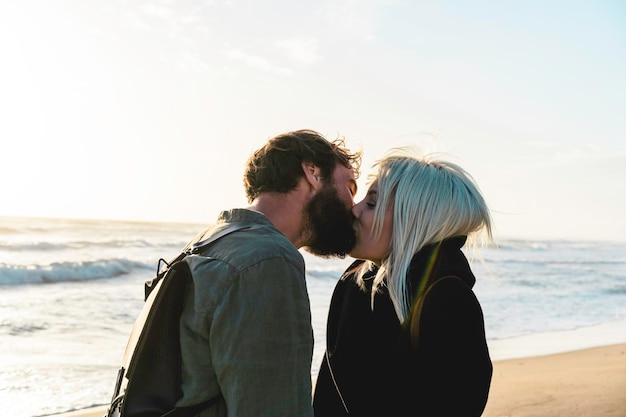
[
  {"x1": 146, "y1": 223, "x2": 253, "y2": 300},
  {"x1": 409, "y1": 275, "x2": 462, "y2": 348},
  {"x1": 189, "y1": 223, "x2": 253, "y2": 254}
]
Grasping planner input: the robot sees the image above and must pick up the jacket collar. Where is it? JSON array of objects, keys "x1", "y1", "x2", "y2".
[{"x1": 407, "y1": 236, "x2": 476, "y2": 294}]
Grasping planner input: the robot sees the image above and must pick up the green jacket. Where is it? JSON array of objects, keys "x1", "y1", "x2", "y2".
[{"x1": 178, "y1": 209, "x2": 314, "y2": 417}]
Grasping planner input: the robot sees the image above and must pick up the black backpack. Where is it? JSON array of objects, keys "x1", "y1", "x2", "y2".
[{"x1": 105, "y1": 223, "x2": 251, "y2": 417}]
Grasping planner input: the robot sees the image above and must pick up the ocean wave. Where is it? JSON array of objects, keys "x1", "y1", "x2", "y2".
[
  {"x1": 480, "y1": 256, "x2": 626, "y2": 266},
  {"x1": 603, "y1": 285, "x2": 626, "y2": 295},
  {"x1": 0, "y1": 258, "x2": 152, "y2": 285},
  {"x1": 490, "y1": 239, "x2": 626, "y2": 251},
  {"x1": 0, "y1": 319, "x2": 50, "y2": 336},
  {"x1": 0, "y1": 238, "x2": 185, "y2": 252},
  {"x1": 0, "y1": 226, "x2": 20, "y2": 234}
]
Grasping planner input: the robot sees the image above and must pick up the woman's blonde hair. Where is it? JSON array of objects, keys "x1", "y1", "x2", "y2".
[{"x1": 355, "y1": 147, "x2": 493, "y2": 322}]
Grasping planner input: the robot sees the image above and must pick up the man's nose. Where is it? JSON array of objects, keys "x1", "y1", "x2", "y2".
[{"x1": 351, "y1": 203, "x2": 360, "y2": 218}]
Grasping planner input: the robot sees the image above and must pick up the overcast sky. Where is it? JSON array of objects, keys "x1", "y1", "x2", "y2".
[{"x1": 1, "y1": 0, "x2": 625, "y2": 241}]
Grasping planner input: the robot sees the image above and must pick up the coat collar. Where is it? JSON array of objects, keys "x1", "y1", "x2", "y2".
[{"x1": 407, "y1": 236, "x2": 476, "y2": 295}]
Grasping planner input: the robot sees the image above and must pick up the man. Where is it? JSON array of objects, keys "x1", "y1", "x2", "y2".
[{"x1": 176, "y1": 130, "x2": 361, "y2": 417}]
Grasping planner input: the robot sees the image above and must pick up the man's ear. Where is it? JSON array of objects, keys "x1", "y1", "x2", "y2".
[{"x1": 301, "y1": 162, "x2": 323, "y2": 192}]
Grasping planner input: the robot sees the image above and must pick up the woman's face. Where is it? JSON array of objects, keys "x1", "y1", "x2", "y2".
[{"x1": 349, "y1": 179, "x2": 394, "y2": 265}]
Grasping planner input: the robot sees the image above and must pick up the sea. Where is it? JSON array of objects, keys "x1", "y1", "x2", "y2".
[{"x1": 1, "y1": 216, "x2": 625, "y2": 417}]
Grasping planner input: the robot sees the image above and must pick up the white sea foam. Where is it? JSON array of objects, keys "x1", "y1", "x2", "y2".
[
  {"x1": 0, "y1": 258, "x2": 152, "y2": 285},
  {"x1": 488, "y1": 317, "x2": 626, "y2": 360}
]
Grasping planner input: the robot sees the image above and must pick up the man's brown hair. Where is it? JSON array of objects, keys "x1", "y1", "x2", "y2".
[{"x1": 244, "y1": 129, "x2": 361, "y2": 203}]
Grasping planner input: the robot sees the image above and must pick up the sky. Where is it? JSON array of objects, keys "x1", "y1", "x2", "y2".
[{"x1": 1, "y1": 0, "x2": 625, "y2": 242}]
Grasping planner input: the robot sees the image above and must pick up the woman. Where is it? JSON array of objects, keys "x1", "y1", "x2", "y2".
[{"x1": 313, "y1": 148, "x2": 493, "y2": 417}]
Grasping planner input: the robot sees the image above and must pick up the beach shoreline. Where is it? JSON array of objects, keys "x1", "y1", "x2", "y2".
[{"x1": 51, "y1": 342, "x2": 626, "y2": 417}]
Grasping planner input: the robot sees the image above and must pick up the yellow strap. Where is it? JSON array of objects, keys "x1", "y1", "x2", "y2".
[{"x1": 409, "y1": 275, "x2": 462, "y2": 348}]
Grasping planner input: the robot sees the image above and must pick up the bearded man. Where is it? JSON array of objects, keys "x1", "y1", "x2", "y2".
[{"x1": 176, "y1": 130, "x2": 361, "y2": 417}]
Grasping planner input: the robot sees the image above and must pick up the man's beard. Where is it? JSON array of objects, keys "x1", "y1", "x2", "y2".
[{"x1": 303, "y1": 184, "x2": 356, "y2": 258}]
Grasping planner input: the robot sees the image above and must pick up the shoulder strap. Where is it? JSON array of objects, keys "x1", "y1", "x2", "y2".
[
  {"x1": 409, "y1": 275, "x2": 462, "y2": 348},
  {"x1": 189, "y1": 223, "x2": 253, "y2": 254},
  {"x1": 146, "y1": 223, "x2": 253, "y2": 300}
]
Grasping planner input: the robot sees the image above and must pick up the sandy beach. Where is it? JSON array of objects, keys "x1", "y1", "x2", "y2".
[
  {"x1": 53, "y1": 343, "x2": 626, "y2": 417},
  {"x1": 483, "y1": 343, "x2": 626, "y2": 417}
]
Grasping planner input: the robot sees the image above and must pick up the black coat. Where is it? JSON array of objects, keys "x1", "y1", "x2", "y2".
[{"x1": 313, "y1": 236, "x2": 492, "y2": 417}]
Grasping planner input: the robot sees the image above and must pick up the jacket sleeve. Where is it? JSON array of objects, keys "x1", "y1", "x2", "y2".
[
  {"x1": 210, "y1": 256, "x2": 314, "y2": 417},
  {"x1": 412, "y1": 278, "x2": 492, "y2": 417}
]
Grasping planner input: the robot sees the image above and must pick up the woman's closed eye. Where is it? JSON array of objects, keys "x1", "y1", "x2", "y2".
[{"x1": 365, "y1": 189, "x2": 378, "y2": 208}]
